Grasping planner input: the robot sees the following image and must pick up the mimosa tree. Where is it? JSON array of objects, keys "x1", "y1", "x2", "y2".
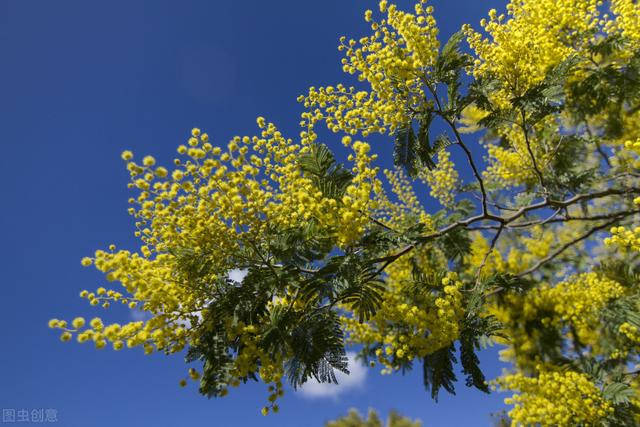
[{"x1": 50, "y1": 1, "x2": 640, "y2": 425}]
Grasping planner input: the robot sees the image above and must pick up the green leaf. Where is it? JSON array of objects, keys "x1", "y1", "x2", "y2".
[
  {"x1": 458, "y1": 314, "x2": 505, "y2": 393},
  {"x1": 394, "y1": 125, "x2": 418, "y2": 177},
  {"x1": 423, "y1": 344, "x2": 457, "y2": 401},
  {"x1": 268, "y1": 223, "x2": 333, "y2": 265},
  {"x1": 432, "y1": 134, "x2": 454, "y2": 155},
  {"x1": 285, "y1": 309, "x2": 348, "y2": 388},
  {"x1": 416, "y1": 114, "x2": 435, "y2": 170},
  {"x1": 597, "y1": 261, "x2": 640, "y2": 290},
  {"x1": 437, "y1": 227, "x2": 471, "y2": 263},
  {"x1": 603, "y1": 382, "x2": 636, "y2": 405},
  {"x1": 338, "y1": 271, "x2": 385, "y2": 322},
  {"x1": 298, "y1": 143, "x2": 353, "y2": 199},
  {"x1": 459, "y1": 331, "x2": 488, "y2": 393},
  {"x1": 440, "y1": 30, "x2": 466, "y2": 65},
  {"x1": 434, "y1": 30, "x2": 472, "y2": 110}
]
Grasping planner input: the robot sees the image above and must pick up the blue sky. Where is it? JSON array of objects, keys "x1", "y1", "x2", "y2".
[{"x1": 0, "y1": 1, "x2": 510, "y2": 426}]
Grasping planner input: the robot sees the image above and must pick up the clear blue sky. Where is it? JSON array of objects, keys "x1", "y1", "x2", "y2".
[{"x1": 0, "y1": 1, "x2": 510, "y2": 426}]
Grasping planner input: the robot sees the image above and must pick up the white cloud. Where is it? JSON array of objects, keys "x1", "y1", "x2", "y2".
[
  {"x1": 297, "y1": 352, "x2": 368, "y2": 399},
  {"x1": 228, "y1": 268, "x2": 248, "y2": 283},
  {"x1": 129, "y1": 309, "x2": 150, "y2": 321}
]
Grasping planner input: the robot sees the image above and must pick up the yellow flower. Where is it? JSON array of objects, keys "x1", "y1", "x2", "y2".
[
  {"x1": 72, "y1": 317, "x2": 85, "y2": 329},
  {"x1": 418, "y1": 150, "x2": 458, "y2": 207},
  {"x1": 143, "y1": 156, "x2": 156, "y2": 167},
  {"x1": 90, "y1": 317, "x2": 103, "y2": 330},
  {"x1": 155, "y1": 167, "x2": 168, "y2": 178},
  {"x1": 498, "y1": 367, "x2": 613, "y2": 426},
  {"x1": 301, "y1": 0, "x2": 440, "y2": 137},
  {"x1": 188, "y1": 368, "x2": 200, "y2": 380}
]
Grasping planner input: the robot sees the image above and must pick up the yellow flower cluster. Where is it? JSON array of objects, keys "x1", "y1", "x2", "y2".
[
  {"x1": 464, "y1": 215, "x2": 595, "y2": 281},
  {"x1": 505, "y1": 226, "x2": 555, "y2": 274},
  {"x1": 49, "y1": 315, "x2": 187, "y2": 353},
  {"x1": 381, "y1": 169, "x2": 420, "y2": 217},
  {"x1": 465, "y1": 0, "x2": 601, "y2": 105},
  {"x1": 300, "y1": 0, "x2": 439, "y2": 137},
  {"x1": 625, "y1": 138, "x2": 640, "y2": 154},
  {"x1": 457, "y1": 104, "x2": 489, "y2": 134},
  {"x1": 465, "y1": 224, "x2": 581, "y2": 278},
  {"x1": 49, "y1": 124, "x2": 381, "y2": 403},
  {"x1": 619, "y1": 322, "x2": 640, "y2": 344},
  {"x1": 608, "y1": 0, "x2": 640, "y2": 44},
  {"x1": 350, "y1": 168, "x2": 465, "y2": 373},
  {"x1": 528, "y1": 273, "x2": 624, "y2": 339},
  {"x1": 498, "y1": 367, "x2": 613, "y2": 427},
  {"x1": 611, "y1": 138, "x2": 640, "y2": 170},
  {"x1": 180, "y1": 317, "x2": 285, "y2": 408},
  {"x1": 377, "y1": 168, "x2": 434, "y2": 230},
  {"x1": 218, "y1": 321, "x2": 285, "y2": 412},
  {"x1": 418, "y1": 150, "x2": 458, "y2": 207},
  {"x1": 483, "y1": 117, "x2": 558, "y2": 188},
  {"x1": 343, "y1": 265, "x2": 463, "y2": 373},
  {"x1": 341, "y1": 137, "x2": 383, "y2": 244},
  {"x1": 618, "y1": 111, "x2": 640, "y2": 147},
  {"x1": 493, "y1": 272, "x2": 624, "y2": 367},
  {"x1": 605, "y1": 225, "x2": 640, "y2": 252},
  {"x1": 484, "y1": 146, "x2": 528, "y2": 186},
  {"x1": 465, "y1": 232, "x2": 506, "y2": 276}
]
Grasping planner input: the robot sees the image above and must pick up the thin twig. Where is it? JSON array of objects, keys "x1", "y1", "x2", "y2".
[
  {"x1": 520, "y1": 109, "x2": 547, "y2": 192},
  {"x1": 517, "y1": 213, "x2": 635, "y2": 277},
  {"x1": 424, "y1": 81, "x2": 490, "y2": 215},
  {"x1": 370, "y1": 187, "x2": 640, "y2": 279}
]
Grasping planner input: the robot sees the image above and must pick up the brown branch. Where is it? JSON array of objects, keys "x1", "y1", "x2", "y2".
[
  {"x1": 470, "y1": 191, "x2": 520, "y2": 212},
  {"x1": 369, "y1": 187, "x2": 640, "y2": 281},
  {"x1": 247, "y1": 240, "x2": 283, "y2": 287},
  {"x1": 503, "y1": 187, "x2": 640, "y2": 224},
  {"x1": 424, "y1": 81, "x2": 490, "y2": 215},
  {"x1": 368, "y1": 244, "x2": 416, "y2": 278},
  {"x1": 520, "y1": 109, "x2": 547, "y2": 192},
  {"x1": 508, "y1": 209, "x2": 640, "y2": 229},
  {"x1": 517, "y1": 212, "x2": 636, "y2": 277}
]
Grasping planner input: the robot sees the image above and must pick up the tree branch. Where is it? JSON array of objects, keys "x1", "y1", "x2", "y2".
[{"x1": 517, "y1": 212, "x2": 636, "y2": 277}]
